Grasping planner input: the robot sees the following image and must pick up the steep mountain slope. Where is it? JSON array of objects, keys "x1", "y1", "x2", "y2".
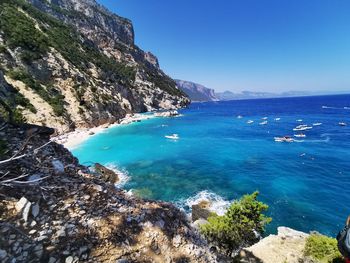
[
  {"x1": 175, "y1": 80, "x2": 218, "y2": 102},
  {"x1": 0, "y1": 0, "x2": 189, "y2": 132}
]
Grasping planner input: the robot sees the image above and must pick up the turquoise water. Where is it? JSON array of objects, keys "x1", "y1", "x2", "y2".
[{"x1": 72, "y1": 94, "x2": 350, "y2": 236}]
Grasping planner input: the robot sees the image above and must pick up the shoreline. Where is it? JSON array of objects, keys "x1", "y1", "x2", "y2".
[
  {"x1": 52, "y1": 113, "x2": 156, "y2": 150},
  {"x1": 52, "y1": 110, "x2": 181, "y2": 150}
]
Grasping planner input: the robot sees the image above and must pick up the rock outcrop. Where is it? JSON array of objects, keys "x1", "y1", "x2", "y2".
[
  {"x1": 239, "y1": 227, "x2": 311, "y2": 263},
  {"x1": 175, "y1": 80, "x2": 218, "y2": 102},
  {"x1": 94, "y1": 163, "x2": 119, "y2": 184},
  {"x1": 0, "y1": 0, "x2": 189, "y2": 133},
  {"x1": 192, "y1": 201, "x2": 212, "y2": 222},
  {"x1": 0, "y1": 121, "x2": 219, "y2": 262}
]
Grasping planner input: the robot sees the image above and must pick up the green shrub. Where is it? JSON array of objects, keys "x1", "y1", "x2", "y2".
[
  {"x1": 0, "y1": 45, "x2": 7, "y2": 53},
  {"x1": 200, "y1": 191, "x2": 271, "y2": 253},
  {"x1": 304, "y1": 234, "x2": 343, "y2": 263},
  {"x1": 13, "y1": 108, "x2": 26, "y2": 124},
  {"x1": 14, "y1": 93, "x2": 37, "y2": 113}
]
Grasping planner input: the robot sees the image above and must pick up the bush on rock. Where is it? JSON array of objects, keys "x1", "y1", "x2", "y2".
[{"x1": 200, "y1": 191, "x2": 271, "y2": 253}]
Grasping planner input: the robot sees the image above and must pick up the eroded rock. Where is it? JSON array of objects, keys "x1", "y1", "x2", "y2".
[
  {"x1": 192, "y1": 200, "x2": 212, "y2": 222},
  {"x1": 94, "y1": 163, "x2": 119, "y2": 184}
]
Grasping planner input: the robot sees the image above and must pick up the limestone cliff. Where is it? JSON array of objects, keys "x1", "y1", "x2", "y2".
[
  {"x1": 175, "y1": 80, "x2": 218, "y2": 102},
  {"x1": 0, "y1": 0, "x2": 189, "y2": 133}
]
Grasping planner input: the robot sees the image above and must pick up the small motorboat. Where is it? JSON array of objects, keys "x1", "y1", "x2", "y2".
[
  {"x1": 237, "y1": 115, "x2": 243, "y2": 119},
  {"x1": 294, "y1": 134, "x2": 306, "y2": 138},
  {"x1": 274, "y1": 118, "x2": 281, "y2": 121},
  {"x1": 259, "y1": 121, "x2": 268, "y2": 125},
  {"x1": 339, "y1": 122, "x2": 347, "y2": 126},
  {"x1": 274, "y1": 136, "x2": 294, "y2": 142},
  {"x1": 247, "y1": 120, "x2": 254, "y2": 124},
  {"x1": 293, "y1": 126, "x2": 312, "y2": 131},
  {"x1": 296, "y1": 119, "x2": 303, "y2": 122},
  {"x1": 165, "y1": 134, "x2": 179, "y2": 140},
  {"x1": 262, "y1": 117, "x2": 268, "y2": 120},
  {"x1": 313, "y1": 123, "x2": 322, "y2": 126},
  {"x1": 296, "y1": 124, "x2": 307, "y2": 128}
]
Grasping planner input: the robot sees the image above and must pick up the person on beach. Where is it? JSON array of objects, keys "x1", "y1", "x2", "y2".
[{"x1": 337, "y1": 215, "x2": 350, "y2": 262}]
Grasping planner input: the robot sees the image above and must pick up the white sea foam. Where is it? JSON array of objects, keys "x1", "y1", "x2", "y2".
[
  {"x1": 105, "y1": 163, "x2": 130, "y2": 188},
  {"x1": 176, "y1": 190, "x2": 231, "y2": 216}
]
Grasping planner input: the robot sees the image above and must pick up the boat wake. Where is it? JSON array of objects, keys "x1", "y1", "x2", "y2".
[
  {"x1": 105, "y1": 163, "x2": 130, "y2": 188},
  {"x1": 306, "y1": 135, "x2": 331, "y2": 143},
  {"x1": 322, "y1": 105, "x2": 350, "y2": 110},
  {"x1": 175, "y1": 190, "x2": 230, "y2": 216}
]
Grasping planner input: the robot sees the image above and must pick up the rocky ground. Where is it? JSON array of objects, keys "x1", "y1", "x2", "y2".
[{"x1": 0, "y1": 121, "x2": 220, "y2": 262}]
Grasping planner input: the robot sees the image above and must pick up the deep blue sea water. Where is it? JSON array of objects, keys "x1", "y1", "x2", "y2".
[{"x1": 72, "y1": 94, "x2": 350, "y2": 236}]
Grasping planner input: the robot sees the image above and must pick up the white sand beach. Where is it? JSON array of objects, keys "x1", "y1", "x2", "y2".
[{"x1": 52, "y1": 113, "x2": 157, "y2": 150}]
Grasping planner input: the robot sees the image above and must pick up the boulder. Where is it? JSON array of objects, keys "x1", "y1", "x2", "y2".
[
  {"x1": 15, "y1": 197, "x2": 29, "y2": 213},
  {"x1": 94, "y1": 163, "x2": 119, "y2": 184},
  {"x1": 31, "y1": 203, "x2": 40, "y2": 218},
  {"x1": 52, "y1": 160, "x2": 65, "y2": 174},
  {"x1": 191, "y1": 200, "x2": 212, "y2": 222},
  {"x1": 15, "y1": 197, "x2": 32, "y2": 222},
  {"x1": 192, "y1": 219, "x2": 209, "y2": 230},
  {"x1": 240, "y1": 227, "x2": 310, "y2": 263}
]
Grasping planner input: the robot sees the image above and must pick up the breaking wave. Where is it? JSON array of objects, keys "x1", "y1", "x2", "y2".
[
  {"x1": 175, "y1": 190, "x2": 231, "y2": 216},
  {"x1": 105, "y1": 163, "x2": 130, "y2": 188}
]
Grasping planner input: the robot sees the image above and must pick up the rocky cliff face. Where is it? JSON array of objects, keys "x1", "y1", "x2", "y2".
[
  {"x1": 0, "y1": 121, "x2": 219, "y2": 262},
  {"x1": 175, "y1": 80, "x2": 218, "y2": 102},
  {"x1": 0, "y1": 0, "x2": 189, "y2": 133}
]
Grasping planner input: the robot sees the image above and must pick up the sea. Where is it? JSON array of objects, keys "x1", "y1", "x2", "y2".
[{"x1": 72, "y1": 94, "x2": 350, "y2": 236}]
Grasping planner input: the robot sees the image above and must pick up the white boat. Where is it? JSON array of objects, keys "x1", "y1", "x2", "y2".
[
  {"x1": 293, "y1": 126, "x2": 312, "y2": 131},
  {"x1": 274, "y1": 118, "x2": 281, "y2": 121},
  {"x1": 296, "y1": 119, "x2": 303, "y2": 122},
  {"x1": 313, "y1": 123, "x2": 322, "y2": 126},
  {"x1": 262, "y1": 117, "x2": 268, "y2": 120},
  {"x1": 294, "y1": 134, "x2": 306, "y2": 138},
  {"x1": 274, "y1": 136, "x2": 294, "y2": 143},
  {"x1": 247, "y1": 120, "x2": 254, "y2": 124},
  {"x1": 339, "y1": 122, "x2": 347, "y2": 126},
  {"x1": 259, "y1": 121, "x2": 268, "y2": 125},
  {"x1": 237, "y1": 115, "x2": 243, "y2": 119},
  {"x1": 165, "y1": 134, "x2": 179, "y2": 140}
]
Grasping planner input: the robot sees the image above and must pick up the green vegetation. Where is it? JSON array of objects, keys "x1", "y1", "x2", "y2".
[
  {"x1": 0, "y1": 2, "x2": 49, "y2": 60},
  {"x1": 13, "y1": 108, "x2": 26, "y2": 123},
  {"x1": 200, "y1": 191, "x2": 271, "y2": 253},
  {"x1": 14, "y1": 93, "x2": 37, "y2": 113},
  {"x1": 8, "y1": 69, "x2": 66, "y2": 116},
  {"x1": 144, "y1": 66, "x2": 185, "y2": 97},
  {"x1": 0, "y1": 139, "x2": 7, "y2": 157},
  {"x1": 0, "y1": 0, "x2": 135, "y2": 83},
  {"x1": 0, "y1": 0, "x2": 185, "y2": 108},
  {"x1": 304, "y1": 234, "x2": 343, "y2": 263},
  {"x1": 0, "y1": 45, "x2": 7, "y2": 53}
]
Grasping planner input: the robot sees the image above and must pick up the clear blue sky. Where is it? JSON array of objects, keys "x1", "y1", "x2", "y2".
[{"x1": 98, "y1": 0, "x2": 350, "y2": 93}]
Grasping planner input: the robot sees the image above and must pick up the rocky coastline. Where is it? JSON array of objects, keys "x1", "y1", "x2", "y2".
[
  {"x1": 0, "y1": 121, "x2": 221, "y2": 262},
  {"x1": 0, "y1": 119, "x2": 329, "y2": 263}
]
